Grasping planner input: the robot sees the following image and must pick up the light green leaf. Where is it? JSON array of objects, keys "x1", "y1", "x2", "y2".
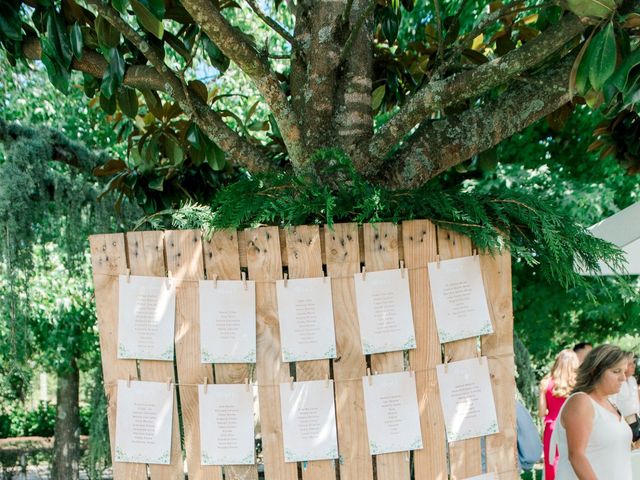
[
  {"x1": 131, "y1": 0, "x2": 164, "y2": 39},
  {"x1": 371, "y1": 85, "x2": 386, "y2": 110},
  {"x1": 566, "y1": 0, "x2": 615, "y2": 18}
]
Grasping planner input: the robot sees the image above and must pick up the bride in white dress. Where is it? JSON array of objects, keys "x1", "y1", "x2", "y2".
[{"x1": 553, "y1": 344, "x2": 632, "y2": 479}]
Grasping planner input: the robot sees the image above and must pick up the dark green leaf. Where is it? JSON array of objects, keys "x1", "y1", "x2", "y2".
[
  {"x1": 609, "y1": 48, "x2": 640, "y2": 92},
  {"x1": 187, "y1": 123, "x2": 203, "y2": 151},
  {"x1": 164, "y1": 135, "x2": 184, "y2": 165},
  {"x1": 95, "y1": 15, "x2": 120, "y2": 48},
  {"x1": 70, "y1": 22, "x2": 83, "y2": 59},
  {"x1": 131, "y1": 0, "x2": 164, "y2": 39},
  {"x1": 141, "y1": 89, "x2": 164, "y2": 118},
  {"x1": 148, "y1": 176, "x2": 165, "y2": 191},
  {"x1": 82, "y1": 73, "x2": 98, "y2": 97},
  {"x1": 400, "y1": 0, "x2": 414, "y2": 12},
  {"x1": 117, "y1": 87, "x2": 139, "y2": 118},
  {"x1": 112, "y1": 0, "x2": 129, "y2": 14},
  {"x1": 99, "y1": 92, "x2": 117, "y2": 114},
  {"x1": 100, "y1": 48, "x2": 125, "y2": 98},
  {"x1": 586, "y1": 22, "x2": 617, "y2": 91},
  {"x1": 47, "y1": 9, "x2": 73, "y2": 69},
  {"x1": 566, "y1": 0, "x2": 615, "y2": 18},
  {"x1": 164, "y1": 31, "x2": 190, "y2": 59},
  {"x1": 443, "y1": 16, "x2": 460, "y2": 45},
  {"x1": 381, "y1": 8, "x2": 399, "y2": 44},
  {"x1": 41, "y1": 52, "x2": 70, "y2": 94},
  {"x1": 0, "y1": 6, "x2": 24, "y2": 41},
  {"x1": 138, "y1": 0, "x2": 165, "y2": 20},
  {"x1": 202, "y1": 36, "x2": 229, "y2": 73},
  {"x1": 205, "y1": 142, "x2": 226, "y2": 171}
]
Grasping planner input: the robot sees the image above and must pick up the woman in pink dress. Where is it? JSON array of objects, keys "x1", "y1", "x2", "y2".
[{"x1": 539, "y1": 349, "x2": 579, "y2": 480}]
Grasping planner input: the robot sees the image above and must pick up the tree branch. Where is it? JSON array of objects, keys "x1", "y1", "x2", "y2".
[
  {"x1": 367, "y1": 14, "x2": 585, "y2": 174},
  {"x1": 338, "y1": 0, "x2": 376, "y2": 66},
  {"x1": 22, "y1": 37, "x2": 166, "y2": 92},
  {"x1": 379, "y1": 55, "x2": 575, "y2": 189},
  {"x1": 85, "y1": 0, "x2": 271, "y2": 173},
  {"x1": 245, "y1": 0, "x2": 297, "y2": 46},
  {"x1": 180, "y1": 0, "x2": 304, "y2": 170},
  {"x1": 0, "y1": 118, "x2": 108, "y2": 174}
]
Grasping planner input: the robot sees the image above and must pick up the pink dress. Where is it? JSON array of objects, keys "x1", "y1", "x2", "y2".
[{"x1": 543, "y1": 378, "x2": 567, "y2": 480}]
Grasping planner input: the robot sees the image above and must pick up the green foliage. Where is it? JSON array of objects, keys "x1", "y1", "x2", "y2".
[
  {"x1": 0, "y1": 402, "x2": 57, "y2": 438},
  {"x1": 146, "y1": 149, "x2": 625, "y2": 291},
  {"x1": 515, "y1": 334, "x2": 538, "y2": 412}
]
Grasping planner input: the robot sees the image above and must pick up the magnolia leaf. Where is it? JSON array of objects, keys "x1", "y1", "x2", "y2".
[
  {"x1": 138, "y1": 0, "x2": 165, "y2": 19},
  {"x1": 381, "y1": 8, "x2": 400, "y2": 44},
  {"x1": 164, "y1": 135, "x2": 184, "y2": 165},
  {"x1": 70, "y1": 22, "x2": 83, "y2": 59},
  {"x1": 187, "y1": 123, "x2": 203, "y2": 151},
  {"x1": 100, "y1": 48, "x2": 125, "y2": 98},
  {"x1": 188, "y1": 80, "x2": 208, "y2": 103},
  {"x1": 570, "y1": 32, "x2": 594, "y2": 96},
  {"x1": 93, "y1": 159, "x2": 127, "y2": 176},
  {"x1": 141, "y1": 89, "x2": 163, "y2": 118},
  {"x1": 621, "y1": 13, "x2": 640, "y2": 28},
  {"x1": 371, "y1": 85, "x2": 386, "y2": 110},
  {"x1": 131, "y1": 0, "x2": 164, "y2": 39},
  {"x1": 46, "y1": 10, "x2": 73, "y2": 69},
  {"x1": 205, "y1": 142, "x2": 226, "y2": 171},
  {"x1": 41, "y1": 52, "x2": 70, "y2": 94},
  {"x1": 99, "y1": 92, "x2": 117, "y2": 114},
  {"x1": 95, "y1": 15, "x2": 120, "y2": 48},
  {"x1": 148, "y1": 176, "x2": 165, "y2": 191},
  {"x1": 586, "y1": 22, "x2": 617, "y2": 91},
  {"x1": 117, "y1": 87, "x2": 139, "y2": 118},
  {"x1": 609, "y1": 48, "x2": 640, "y2": 92},
  {"x1": 202, "y1": 36, "x2": 229, "y2": 73},
  {"x1": 112, "y1": 0, "x2": 129, "y2": 14},
  {"x1": 566, "y1": 0, "x2": 615, "y2": 19}
]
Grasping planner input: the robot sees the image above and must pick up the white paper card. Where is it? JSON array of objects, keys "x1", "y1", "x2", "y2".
[
  {"x1": 276, "y1": 277, "x2": 337, "y2": 361},
  {"x1": 279, "y1": 379, "x2": 338, "y2": 462},
  {"x1": 362, "y1": 371, "x2": 423, "y2": 455},
  {"x1": 118, "y1": 275, "x2": 175, "y2": 360},
  {"x1": 198, "y1": 384, "x2": 255, "y2": 465},
  {"x1": 427, "y1": 255, "x2": 493, "y2": 343},
  {"x1": 464, "y1": 474, "x2": 497, "y2": 480},
  {"x1": 115, "y1": 380, "x2": 174, "y2": 464},
  {"x1": 436, "y1": 357, "x2": 499, "y2": 442},
  {"x1": 199, "y1": 279, "x2": 256, "y2": 363},
  {"x1": 354, "y1": 268, "x2": 416, "y2": 354}
]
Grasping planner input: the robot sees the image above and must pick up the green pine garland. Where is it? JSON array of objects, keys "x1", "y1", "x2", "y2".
[{"x1": 140, "y1": 148, "x2": 626, "y2": 290}]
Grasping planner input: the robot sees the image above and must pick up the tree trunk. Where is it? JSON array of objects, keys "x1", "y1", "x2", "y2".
[{"x1": 52, "y1": 359, "x2": 80, "y2": 480}]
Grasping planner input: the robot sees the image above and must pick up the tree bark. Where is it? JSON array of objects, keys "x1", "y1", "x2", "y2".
[{"x1": 51, "y1": 360, "x2": 81, "y2": 480}]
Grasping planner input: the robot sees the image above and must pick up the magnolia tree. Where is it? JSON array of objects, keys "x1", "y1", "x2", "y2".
[{"x1": 1, "y1": 0, "x2": 638, "y2": 197}]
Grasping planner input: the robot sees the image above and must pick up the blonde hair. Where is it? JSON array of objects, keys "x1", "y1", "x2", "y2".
[
  {"x1": 548, "y1": 349, "x2": 579, "y2": 397},
  {"x1": 574, "y1": 344, "x2": 627, "y2": 394}
]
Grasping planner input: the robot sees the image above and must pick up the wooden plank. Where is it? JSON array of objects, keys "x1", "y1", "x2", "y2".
[
  {"x1": 235, "y1": 226, "x2": 405, "y2": 269},
  {"x1": 480, "y1": 251, "x2": 518, "y2": 479},
  {"x1": 402, "y1": 220, "x2": 447, "y2": 480},
  {"x1": 324, "y1": 223, "x2": 373, "y2": 480},
  {"x1": 202, "y1": 230, "x2": 259, "y2": 480},
  {"x1": 436, "y1": 228, "x2": 481, "y2": 478},
  {"x1": 362, "y1": 223, "x2": 410, "y2": 480},
  {"x1": 89, "y1": 234, "x2": 147, "y2": 480},
  {"x1": 245, "y1": 226, "x2": 298, "y2": 480},
  {"x1": 165, "y1": 230, "x2": 221, "y2": 480},
  {"x1": 125, "y1": 231, "x2": 184, "y2": 480},
  {"x1": 285, "y1": 225, "x2": 336, "y2": 480}
]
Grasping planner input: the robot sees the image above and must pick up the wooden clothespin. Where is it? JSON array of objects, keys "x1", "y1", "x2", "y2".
[
  {"x1": 284, "y1": 272, "x2": 289, "y2": 288},
  {"x1": 366, "y1": 367, "x2": 372, "y2": 386},
  {"x1": 473, "y1": 248, "x2": 479, "y2": 260},
  {"x1": 289, "y1": 376, "x2": 294, "y2": 391},
  {"x1": 361, "y1": 266, "x2": 367, "y2": 281},
  {"x1": 478, "y1": 354, "x2": 484, "y2": 366},
  {"x1": 126, "y1": 268, "x2": 131, "y2": 283},
  {"x1": 444, "y1": 355, "x2": 451, "y2": 374},
  {"x1": 212, "y1": 273, "x2": 218, "y2": 289},
  {"x1": 127, "y1": 374, "x2": 133, "y2": 388},
  {"x1": 203, "y1": 376, "x2": 208, "y2": 394},
  {"x1": 241, "y1": 271, "x2": 247, "y2": 290},
  {"x1": 244, "y1": 378, "x2": 250, "y2": 392},
  {"x1": 166, "y1": 271, "x2": 173, "y2": 290},
  {"x1": 409, "y1": 370, "x2": 414, "y2": 379},
  {"x1": 400, "y1": 260, "x2": 405, "y2": 279},
  {"x1": 166, "y1": 378, "x2": 172, "y2": 391},
  {"x1": 436, "y1": 254, "x2": 441, "y2": 269},
  {"x1": 325, "y1": 375, "x2": 330, "y2": 389}
]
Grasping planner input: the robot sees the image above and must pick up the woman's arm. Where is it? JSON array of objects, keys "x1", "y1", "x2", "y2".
[
  {"x1": 539, "y1": 378, "x2": 548, "y2": 420},
  {"x1": 562, "y1": 394, "x2": 598, "y2": 480}
]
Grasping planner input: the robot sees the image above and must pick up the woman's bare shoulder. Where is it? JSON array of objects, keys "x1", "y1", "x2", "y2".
[{"x1": 562, "y1": 393, "x2": 594, "y2": 418}]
